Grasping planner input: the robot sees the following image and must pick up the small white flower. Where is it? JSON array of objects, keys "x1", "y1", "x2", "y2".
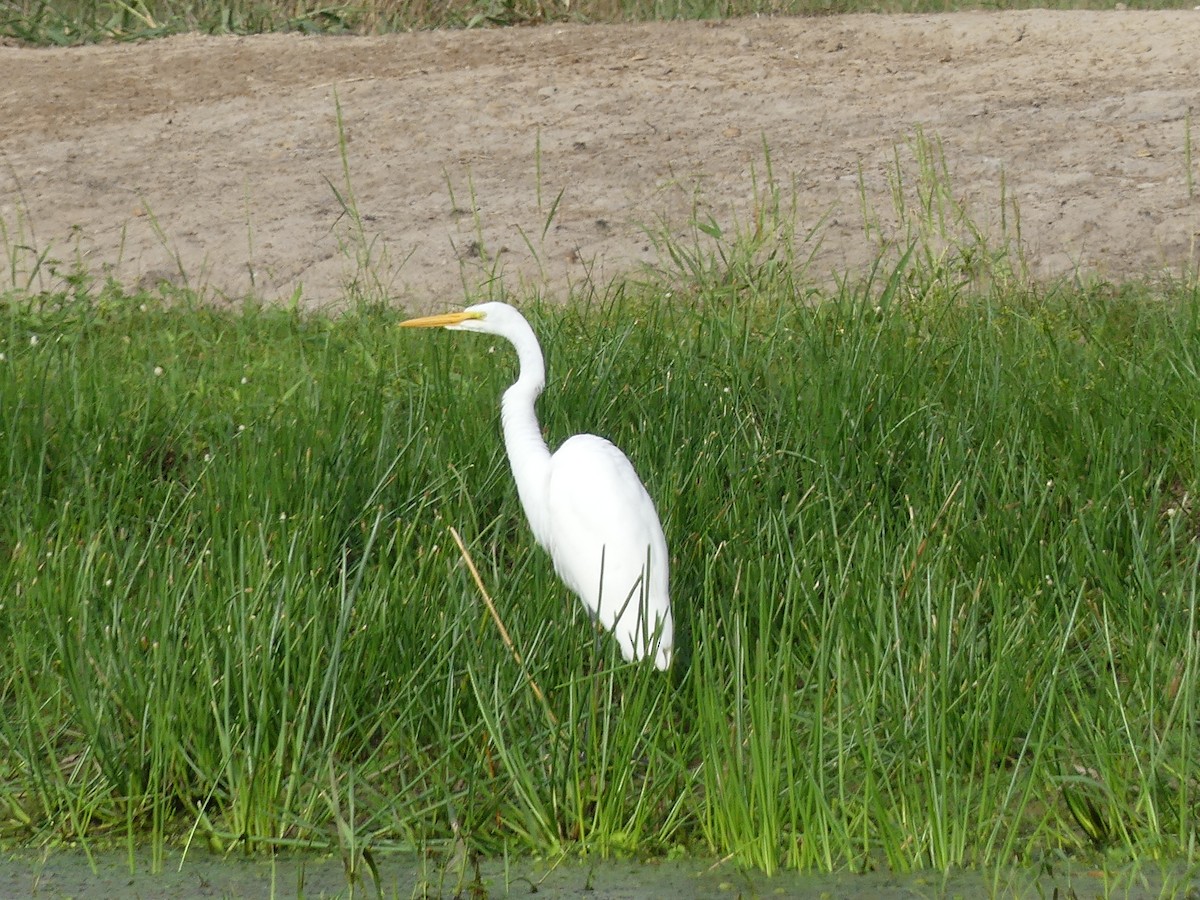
[
  {"x1": 104, "y1": 578, "x2": 113, "y2": 587},
  {"x1": 240, "y1": 376, "x2": 249, "y2": 384},
  {"x1": 0, "y1": 352, "x2": 6, "y2": 362},
  {"x1": 29, "y1": 334, "x2": 38, "y2": 346},
  {"x1": 279, "y1": 512, "x2": 287, "y2": 521},
  {"x1": 153, "y1": 366, "x2": 164, "y2": 377},
  {"x1": 1046, "y1": 480, "x2": 1054, "y2": 489},
  {"x1": 237, "y1": 424, "x2": 246, "y2": 433},
  {"x1": 203, "y1": 453, "x2": 213, "y2": 463}
]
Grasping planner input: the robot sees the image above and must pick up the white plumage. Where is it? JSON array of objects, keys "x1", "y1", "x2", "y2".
[{"x1": 402, "y1": 301, "x2": 674, "y2": 669}]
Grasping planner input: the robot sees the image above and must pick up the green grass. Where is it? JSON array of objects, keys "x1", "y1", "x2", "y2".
[
  {"x1": 2, "y1": 0, "x2": 1196, "y2": 45},
  {"x1": 2, "y1": 233, "x2": 1199, "y2": 881}
]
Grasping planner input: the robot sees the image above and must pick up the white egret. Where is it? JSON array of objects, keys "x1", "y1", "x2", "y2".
[{"x1": 401, "y1": 302, "x2": 674, "y2": 669}]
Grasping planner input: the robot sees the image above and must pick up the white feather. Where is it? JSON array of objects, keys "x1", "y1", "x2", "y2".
[{"x1": 545, "y1": 434, "x2": 673, "y2": 668}]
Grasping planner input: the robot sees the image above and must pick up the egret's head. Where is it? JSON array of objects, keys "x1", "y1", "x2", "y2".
[
  {"x1": 399, "y1": 306, "x2": 485, "y2": 332},
  {"x1": 400, "y1": 301, "x2": 524, "y2": 335}
]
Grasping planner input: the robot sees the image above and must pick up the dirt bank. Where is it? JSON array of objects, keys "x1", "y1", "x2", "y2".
[{"x1": 1, "y1": 11, "x2": 1197, "y2": 307}]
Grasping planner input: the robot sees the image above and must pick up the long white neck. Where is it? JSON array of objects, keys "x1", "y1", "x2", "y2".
[{"x1": 499, "y1": 321, "x2": 554, "y2": 549}]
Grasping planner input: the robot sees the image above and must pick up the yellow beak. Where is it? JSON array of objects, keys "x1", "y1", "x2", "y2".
[{"x1": 399, "y1": 310, "x2": 484, "y2": 329}]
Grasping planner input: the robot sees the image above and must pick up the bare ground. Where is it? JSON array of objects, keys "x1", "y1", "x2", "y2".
[{"x1": 1, "y1": 11, "x2": 1198, "y2": 309}]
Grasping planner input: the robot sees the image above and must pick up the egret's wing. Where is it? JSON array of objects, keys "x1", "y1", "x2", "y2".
[{"x1": 545, "y1": 434, "x2": 673, "y2": 666}]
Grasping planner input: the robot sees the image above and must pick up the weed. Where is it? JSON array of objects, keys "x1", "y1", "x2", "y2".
[{"x1": 2, "y1": 253, "x2": 1199, "y2": 874}]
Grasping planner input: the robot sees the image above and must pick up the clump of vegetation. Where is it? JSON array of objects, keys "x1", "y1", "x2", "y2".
[{"x1": 2, "y1": 228, "x2": 1198, "y2": 880}]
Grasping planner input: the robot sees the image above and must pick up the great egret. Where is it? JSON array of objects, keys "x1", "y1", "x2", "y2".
[{"x1": 401, "y1": 302, "x2": 674, "y2": 670}]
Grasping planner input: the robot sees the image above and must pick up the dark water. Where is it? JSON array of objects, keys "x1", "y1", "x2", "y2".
[{"x1": 0, "y1": 848, "x2": 1195, "y2": 899}]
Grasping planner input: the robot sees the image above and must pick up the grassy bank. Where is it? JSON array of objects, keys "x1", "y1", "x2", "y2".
[{"x1": 2, "y1": 241, "x2": 1198, "y2": 881}]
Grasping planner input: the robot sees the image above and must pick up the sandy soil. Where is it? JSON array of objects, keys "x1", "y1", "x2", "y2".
[{"x1": 1, "y1": 11, "x2": 1198, "y2": 309}]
